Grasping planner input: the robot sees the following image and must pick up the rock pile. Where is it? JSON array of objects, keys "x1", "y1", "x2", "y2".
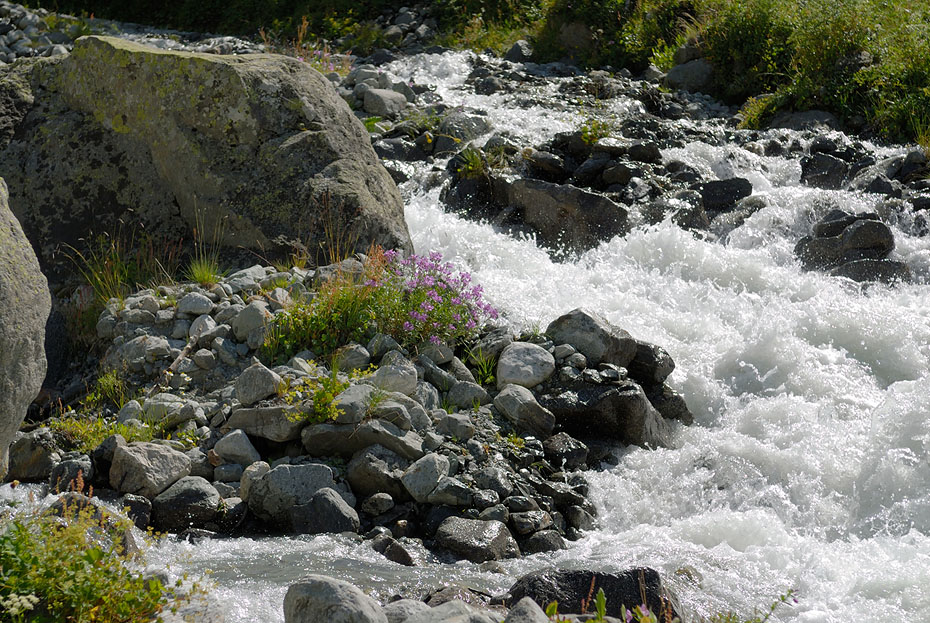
[
  {"x1": 283, "y1": 568, "x2": 680, "y2": 623},
  {"x1": 7, "y1": 260, "x2": 691, "y2": 567},
  {"x1": 795, "y1": 209, "x2": 910, "y2": 283}
]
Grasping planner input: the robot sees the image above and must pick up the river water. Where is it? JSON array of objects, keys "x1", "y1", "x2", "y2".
[{"x1": 147, "y1": 50, "x2": 930, "y2": 621}]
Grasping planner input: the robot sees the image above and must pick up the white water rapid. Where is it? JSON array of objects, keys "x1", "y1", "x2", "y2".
[{"x1": 149, "y1": 51, "x2": 930, "y2": 622}]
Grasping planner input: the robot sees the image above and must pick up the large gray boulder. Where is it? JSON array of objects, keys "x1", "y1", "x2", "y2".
[
  {"x1": 284, "y1": 575, "x2": 387, "y2": 623},
  {"x1": 496, "y1": 342, "x2": 556, "y2": 390},
  {"x1": 247, "y1": 463, "x2": 336, "y2": 528},
  {"x1": 545, "y1": 308, "x2": 637, "y2": 368},
  {"x1": 0, "y1": 36, "x2": 411, "y2": 271},
  {"x1": 663, "y1": 59, "x2": 714, "y2": 93},
  {"x1": 151, "y1": 476, "x2": 221, "y2": 532},
  {"x1": 0, "y1": 177, "x2": 49, "y2": 479}
]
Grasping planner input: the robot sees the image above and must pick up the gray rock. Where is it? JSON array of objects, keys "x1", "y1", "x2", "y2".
[
  {"x1": 403, "y1": 600, "x2": 496, "y2": 623},
  {"x1": 401, "y1": 452, "x2": 450, "y2": 502},
  {"x1": 504, "y1": 597, "x2": 549, "y2": 623},
  {"x1": 694, "y1": 178, "x2": 753, "y2": 212},
  {"x1": 426, "y1": 476, "x2": 473, "y2": 506},
  {"x1": 335, "y1": 343, "x2": 371, "y2": 372},
  {"x1": 214, "y1": 429, "x2": 261, "y2": 466},
  {"x1": 627, "y1": 340, "x2": 675, "y2": 386},
  {"x1": 413, "y1": 381, "x2": 441, "y2": 411},
  {"x1": 361, "y1": 492, "x2": 394, "y2": 515},
  {"x1": 493, "y1": 385, "x2": 555, "y2": 437},
  {"x1": 436, "y1": 411, "x2": 476, "y2": 440},
  {"x1": 109, "y1": 442, "x2": 192, "y2": 499},
  {"x1": 289, "y1": 487, "x2": 360, "y2": 535},
  {"x1": 186, "y1": 448, "x2": 215, "y2": 479},
  {"x1": 284, "y1": 575, "x2": 387, "y2": 623},
  {"x1": 49, "y1": 453, "x2": 93, "y2": 492},
  {"x1": 504, "y1": 40, "x2": 534, "y2": 63},
  {"x1": 3, "y1": 36, "x2": 411, "y2": 277},
  {"x1": 830, "y1": 258, "x2": 910, "y2": 283},
  {"x1": 232, "y1": 301, "x2": 272, "y2": 342},
  {"x1": 0, "y1": 176, "x2": 50, "y2": 477},
  {"x1": 539, "y1": 381, "x2": 671, "y2": 448},
  {"x1": 504, "y1": 179, "x2": 628, "y2": 251},
  {"x1": 333, "y1": 384, "x2": 377, "y2": 425},
  {"x1": 510, "y1": 510, "x2": 553, "y2": 535},
  {"x1": 521, "y1": 530, "x2": 567, "y2": 554},
  {"x1": 435, "y1": 517, "x2": 520, "y2": 562},
  {"x1": 6, "y1": 428, "x2": 60, "y2": 482},
  {"x1": 369, "y1": 351, "x2": 418, "y2": 395},
  {"x1": 368, "y1": 400, "x2": 412, "y2": 431},
  {"x1": 364, "y1": 88, "x2": 408, "y2": 118},
  {"x1": 152, "y1": 476, "x2": 220, "y2": 532},
  {"x1": 448, "y1": 381, "x2": 492, "y2": 409},
  {"x1": 383, "y1": 599, "x2": 429, "y2": 623},
  {"x1": 497, "y1": 342, "x2": 555, "y2": 389},
  {"x1": 664, "y1": 59, "x2": 714, "y2": 93},
  {"x1": 225, "y1": 405, "x2": 305, "y2": 442},
  {"x1": 236, "y1": 362, "x2": 282, "y2": 407},
  {"x1": 545, "y1": 308, "x2": 637, "y2": 368},
  {"x1": 177, "y1": 292, "x2": 215, "y2": 315},
  {"x1": 565, "y1": 505, "x2": 597, "y2": 531},
  {"x1": 239, "y1": 460, "x2": 270, "y2": 502},
  {"x1": 347, "y1": 445, "x2": 410, "y2": 500},
  {"x1": 801, "y1": 153, "x2": 849, "y2": 190},
  {"x1": 418, "y1": 354, "x2": 457, "y2": 392},
  {"x1": 542, "y1": 433, "x2": 588, "y2": 470},
  {"x1": 302, "y1": 420, "x2": 425, "y2": 460},
  {"x1": 248, "y1": 463, "x2": 336, "y2": 527},
  {"x1": 474, "y1": 466, "x2": 513, "y2": 499}
]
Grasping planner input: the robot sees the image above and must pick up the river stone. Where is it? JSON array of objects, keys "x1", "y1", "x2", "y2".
[
  {"x1": 49, "y1": 453, "x2": 93, "y2": 492},
  {"x1": 231, "y1": 301, "x2": 272, "y2": 341},
  {"x1": 801, "y1": 153, "x2": 849, "y2": 189},
  {"x1": 177, "y1": 292, "x2": 214, "y2": 316},
  {"x1": 361, "y1": 492, "x2": 395, "y2": 516},
  {"x1": 247, "y1": 463, "x2": 336, "y2": 526},
  {"x1": 539, "y1": 381, "x2": 671, "y2": 448},
  {"x1": 383, "y1": 599, "x2": 430, "y2": 623},
  {"x1": 109, "y1": 442, "x2": 192, "y2": 499},
  {"x1": 368, "y1": 350, "x2": 418, "y2": 396},
  {"x1": 333, "y1": 384, "x2": 376, "y2": 425},
  {"x1": 521, "y1": 530, "x2": 567, "y2": 554},
  {"x1": 496, "y1": 342, "x2": 556, "y2": 389},
  {"x1": 435, "y1": 517, "x2": 520, "y2": 562},
  {"x1": 239, "y1": 460, "x2": 270, "y2": 502},
  {"x1": 225, "y1": 405, "x2": 305, "y2": 442},
  {"x1": 504, "y1": 178, "x2": 628, "y2": 251},
  {"x1": 627, "y1": 340, "x2": 676, "y2": 386},
  {"x1": 151, "y1": 476, "x2": 220, "y2": 532},
  {"x1": 493, "y1": 384, "x2": 555, "y2": 437},
  {"x1": 284, "y1": 574, "x2": 388, "y2": 623},
  {"x1": 7, "y1": 428, "x2": 60, "y2": 482},
  {"x1": 236, "y1": 362, "x2": 282, "y2": 407},
  {"x1": 545, "y1": 308, "x2": 637, "y2": 368},
  {"x1": 693, "y1": 178, "x2": 753, "y2": 212},
  {"x1": 346, "y1": 444, "x2": 410, "y2": 500},
  {"x1": 363, "y1": 88, "x2": 408, "y2": 118},
  {"x1": 1, "y1": 36, "x2": 411, "y2": 273},
  {"x1": 542, "y1": 432, "x2": 588, "y2": 471},
  {"x1": 664, "y1": 58, "x2": 714, "y2": 93},
  {"x1": 289, "y1": 487, "x2": 360, "y2": 535},
  {"x1": 426, "y1": 476, "x2": 473, "y2": 506},
  {"x1": 504, "y1": 597, "x2": 549, "y2": 623},
  {"x1": 214, "y1": 429, "x2": 261, "y2": 466},
  {"x1": 401, "y1": 452, "x2": 450, "y2": 502},
  {"x1": 0, "y1": 177, "x2": 49, "y2": 479},
  {"x1": 507, "y1": 568, "x2": 679, "y2": 619},
  {"x1": 302, "y1": 420, "x2": 425, "y2": 460}
]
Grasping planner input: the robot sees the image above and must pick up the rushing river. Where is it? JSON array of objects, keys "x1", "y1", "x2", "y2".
[{"x1": 146, "y1": 50, "x2": 930, "y2": 622}]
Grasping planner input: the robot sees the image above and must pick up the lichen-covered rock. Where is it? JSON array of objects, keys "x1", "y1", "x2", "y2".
[
  {"x1": 0, "y1": 177, "x2": 49, "y2": 478},
  {"x1": 1, "y1": 36, "x2": 411, "y2": 271}
]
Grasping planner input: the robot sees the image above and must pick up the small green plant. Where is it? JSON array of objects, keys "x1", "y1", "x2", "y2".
[
  {"x1": 281, "y1": 371, "x2": 351, "y2": 424},
  {"x1": 579, "y1": 116, "x2": 612, "y2": 145},
  {"x1": 456, "y1": 147, "x2": 489, "y2": 181},
  {"x1": 0, "y1": 499, "x2": 196, "y2": 622},
  {"x1": 363, "y1": 116, "x2": 384, "y2": 132},
  {"x1": 81, "y1": 368, "x2": 132, "y2": 410},
  {"x1": 503, "y1": 431, "x2": 525, "y2": 450},
  {"x1": 185, "y1": 211, "x2": 224, "y2": 287},
  {"x1": 738, "y1": 94, "x2": 779, "y2": 130},
  {"x1": 466, "y1": 346, "x2": 497, "y2": 386}
]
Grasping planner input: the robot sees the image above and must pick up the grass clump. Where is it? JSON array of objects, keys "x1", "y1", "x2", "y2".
[
  {"x1": 0, "y1": 500, "x2": 188, "y2": 622},
  {"x1": 50, "y1": 414, "x2": 154, "y2": 454}
]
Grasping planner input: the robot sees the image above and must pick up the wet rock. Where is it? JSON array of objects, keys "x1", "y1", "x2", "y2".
[
  {"x1": 7, "y1": 428, "x2": 60, "y2": 482},
  {"x1": 545, "y1": 308, "x2": 637, "y2": 368},
  {"x1": 152, "y1": 476, "x2": 220, "y2": 532},
  {"x1": 289, "y1": 487, "x2": 360, "y2": 535},
  {"x1": 507, "y1": 568, "x2": 679, "y2": 618},
  {"x1": 505, "y1": 40, "x2": 534, "y2": 63},
  {"x1": 627, "y1": 340, "x2": 676, "y2": 386},
  {"x1": 49, "y1": 453, "x2": 93, "y2": 491},
  {"x1": 284, "y1": 575, "x2": 387, "y2": 623},
  {"x1": 247, "y1": 463, "x2": 337, "y2": 528},
  {"x1": 521, "y1": 530, "x2": 567, "y2": 554},
  {"x1": 542, "y1": 433, "x2": 588, "y2": 471},
  {"x1": 693, "y1": 178, "x2": 753, "y2": 213},
  {"x1": 801, "y1": 153, "x2": 849, "y2": 189},
  {"x1": 646, "y1": 384, "x2": 694, "y2": 425},
  {"x1": 347, "y1": 445, "x2": 410, "y2": 500},
  {"x1": 795, "y1": 210, "x2": 898, "y2": 281},
  {"x1": 539, "y1": 381, "x2": 671, "y2": 447},
  {"x1": 829, "y1": 258, "x2": 910, "y2": 283},
  {"x1": 435, "y1": 517, "x2": 521, "y2": 562}
]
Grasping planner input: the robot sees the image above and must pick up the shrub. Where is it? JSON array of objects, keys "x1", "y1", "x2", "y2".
[{"x1": 0, "y1": 501, "x2": 188, "y2": 622}]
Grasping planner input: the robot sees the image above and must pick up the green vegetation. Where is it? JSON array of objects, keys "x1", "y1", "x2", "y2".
[
  {"x1": 579, "y1": 116, "x2": 612, "y2": 145},
  {"x1": 281, "y1": 370, "x2": 352, "y2": 423},
  {"x1": 466, "y1": 346, "x2": 496, "y2": 386},
  {"x1": 261, "y1": 248, "x2": 499, "y2": 363},
  {"x1": 0, "y1": 500, "x2": 194, "y2": 622},
  {"x1": 81, "y1": 369, "x2": 133, "y2": 411},
  {"x1": 456, "y1": 147, "x2": 489, "y2": 180},
  {"x1": 50, "y1": 413, "x2": 154, "y2": 454}
]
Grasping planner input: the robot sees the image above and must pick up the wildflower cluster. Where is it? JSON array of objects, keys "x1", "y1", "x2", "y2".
[{"x1": 370, "y1": 249, "x2": 499, "y2": 349}]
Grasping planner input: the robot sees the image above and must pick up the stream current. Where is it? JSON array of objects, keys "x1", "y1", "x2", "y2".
[{"x1": 147, "y1": 50, "x2": 930, "y2": 621}]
